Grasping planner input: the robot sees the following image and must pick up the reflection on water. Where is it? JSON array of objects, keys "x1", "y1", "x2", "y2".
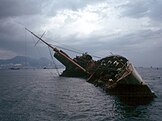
[{"x1": 0, "y1": 68, "x2": 161, "y2": 121}]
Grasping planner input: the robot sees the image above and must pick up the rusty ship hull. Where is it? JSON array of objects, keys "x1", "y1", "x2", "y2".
[{"x1": 87, "y1": 55, "x2": 156, "y2": 99}]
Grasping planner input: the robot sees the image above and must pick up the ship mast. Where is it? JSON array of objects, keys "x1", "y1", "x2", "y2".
[{"x1": 25, "y1": 28, "x2": 89, "y2": 74}]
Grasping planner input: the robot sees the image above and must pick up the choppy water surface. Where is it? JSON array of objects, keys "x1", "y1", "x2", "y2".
[{"x1": 0, "y1": 68, "x2": 162, "y2": 121}]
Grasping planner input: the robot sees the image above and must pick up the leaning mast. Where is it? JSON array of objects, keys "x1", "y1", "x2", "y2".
[{"x1": 25, "y1": 28, "x2": 89, "y2": 74}]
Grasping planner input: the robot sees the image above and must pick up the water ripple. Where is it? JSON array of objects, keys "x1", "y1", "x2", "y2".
[{"x1": 0, "y1": 68, "x2": 162, "y2": 121}]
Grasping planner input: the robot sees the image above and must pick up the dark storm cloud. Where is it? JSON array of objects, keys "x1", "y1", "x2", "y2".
[
  {"x1": 102, "y1": 29, "x2": 162, "y2": 67},
  {"x1": 121, "y1": 0, "x2": 162, "y2": 21},
  {"x1": 0, "y1": 16, "x2": 47, "y2": 59},
  {"x1": 75, "y1": 29, "x2": 162, "y2": 51},
  {"x1": 0, "y1": 0, "x2": 105, "y2": 58},
  {"x1": 0, "y1": 0, "x2": 106, "y2": 19},
  {"x1": 0, "y1": 0, "x2": 161, "y2": 67},
  {"x1": 66, "y1": 28, "x2": 162, "y2": 67},
  {"x1": 0, "y1": 0, "x2": 44, "y2": 19}
]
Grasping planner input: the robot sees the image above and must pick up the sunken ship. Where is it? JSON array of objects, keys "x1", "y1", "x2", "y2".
[{"x1": 26, "y1": 28, "x2": 156, "y2": 102}]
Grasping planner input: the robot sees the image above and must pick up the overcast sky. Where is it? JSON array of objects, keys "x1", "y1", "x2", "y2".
[{"x1": 0, "y1": 0, "x2": 162, "y2": 67}]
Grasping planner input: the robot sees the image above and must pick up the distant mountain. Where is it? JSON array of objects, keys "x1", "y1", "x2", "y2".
[
  {"x1": 0, "y1": 56, "x2": 58, "y2": 69},
  {"x1": 0, "y1": 56, "x2": 30, "y2": 65}
]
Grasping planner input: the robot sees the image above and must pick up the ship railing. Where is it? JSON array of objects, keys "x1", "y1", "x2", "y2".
[{"x1": 113, "y1": 62, "x2": 129, "y2": 80}]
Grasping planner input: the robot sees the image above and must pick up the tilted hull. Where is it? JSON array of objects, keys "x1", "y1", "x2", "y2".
[
  {"x1": 88, "y1": 55, "x2": 156, "y2": 99},
  {"x1": 26, "y1": 29, "x2": 156, "y2": 104}
]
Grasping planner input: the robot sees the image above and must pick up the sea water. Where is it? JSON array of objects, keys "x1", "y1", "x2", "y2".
[{"x1": 0, "y1": 68, "x2": 162, "y2": 121}]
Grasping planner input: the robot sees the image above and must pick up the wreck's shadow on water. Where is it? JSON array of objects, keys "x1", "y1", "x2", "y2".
[{"x1": 0, "y1": 68, "x2": 162, "y2": 121}]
